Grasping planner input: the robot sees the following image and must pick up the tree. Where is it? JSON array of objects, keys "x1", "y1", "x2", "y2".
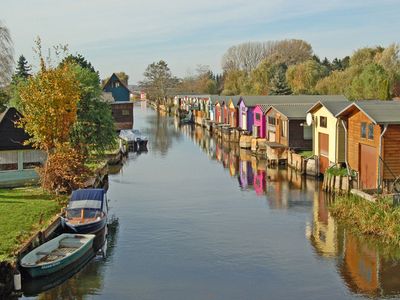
[
  {"x1": 140, "y1": 60, "x2": 179, "y2": 103},
  {"x1": 0, "y1": 21, "x2": 14, "y2": 86},
  {"x1": 268, "y1": 39, "x2": 313, "y2": 66},
  {"x1": 349, "y1": 63, "x2": 391, "y2": 100},
  {"x1": 69, "y1": 64, "x2": 117, "y2": 155},
  {"x1": 61, "y1": 53, "x2": 97, "y2": 74},
  {"x1": 315, "y1": 69, "x2": 352, "y2": 95},
  {"x1": 14, "y1": 55, "x2": 31, "y2": 79},
  {"x1": 221, "y1": 69, "x2": 246, "y2": 95},
  {"x1": 286, "y1": 59, "x2": 328, "y2": 94},
  {"x1": 38, "y1": 143, "x2": 91, "y2": 194},
  {"x1": 18, "y1": 63, "x2": 80, "y2": 152},
  {"x1": 0, "y1": 88, "x2": 9, "y2": 112},
  {"x1": 269, "y1": 64, "x2": 292, "y2": 95}
]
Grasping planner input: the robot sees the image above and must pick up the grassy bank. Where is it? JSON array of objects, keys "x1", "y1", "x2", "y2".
[
  {"x1": 0, "y1": 187, "x2": 66, "y2": 261},
  {"x1": 330, "y1": 195, "x2": 400, "y2": 245}
]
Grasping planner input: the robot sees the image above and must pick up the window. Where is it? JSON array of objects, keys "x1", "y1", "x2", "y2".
[
  {"x1": 268, "y1": 116, "x2": 276, "y2": 126},
  {"x1": 0, "y1": 151, "x2": 18, "y2": 171},
  {"x1": 320, "y1": 116, "x2": 327, "y2": 128},
  {"x1": 255, "y1": 113, "x2": 261, "y2": 121},
  {"x1": 122, "y1": 109, "x2": 130, "y2": 116},
  {"x1": 361, "y1": 122, "x2": 367, "y2": 138},
  {"x1": 281, "y1": 120, "x2": 288, "y2": 138},
  {"x1": 23, "y1": 150, "x2": 46, "y2": 169},
  {"x1": 368, "y1": 124, "x2": 374, "y2": 140}
]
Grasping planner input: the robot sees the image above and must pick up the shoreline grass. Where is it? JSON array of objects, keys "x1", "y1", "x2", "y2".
[
  {"x1": 0, "y1": 187, "x2": 66, "y2": 262},
  {"x1": 330, "y1": 195, "x2": 400, "y2": 246}
]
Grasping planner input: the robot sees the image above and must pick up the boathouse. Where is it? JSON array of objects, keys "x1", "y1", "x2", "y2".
[
  {"x1": 264, "y1": 103, "x2": 313, "y2": 150},
  {"x1": 102, "y1": 73, "x2": 133, "y2": 130},
  {"x1": 238, "y1": 95, "x2": 347, "y2": 134},
  {"x1": 336, "y1": 101, "x2": 400, "y2": 191},
  {"x1": 0, "y1": 108, "x2": 46, "y2": 187},
  {"x1": 228, "y1": 96, "x2": 241, "y2": 128},
  {"x1": 307, "y1": 101, "x2": 349, "y2": 174},
  {"x1": 253, "y1": 105, "x2": 268, "y2": 138}
]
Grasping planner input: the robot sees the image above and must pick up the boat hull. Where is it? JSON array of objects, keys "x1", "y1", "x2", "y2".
[
  {"x1": 22, "y1": 235, "x2": 95, "y2": 278},
  {"x1": 62, "y1": 217, "x2": 107, "y2": 234}
]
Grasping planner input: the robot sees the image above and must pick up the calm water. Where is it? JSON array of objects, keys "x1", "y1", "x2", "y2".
[{"x1": 25, "y1": 102, "x2": 400, "y2": 299}]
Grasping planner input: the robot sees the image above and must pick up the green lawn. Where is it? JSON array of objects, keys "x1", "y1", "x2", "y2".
[
  {"x1": 298, "y1": 150, "x2": 313, "y2": 158},
  {"x1": 0, "y1": 187, "x2": 66, "y2": 261}
]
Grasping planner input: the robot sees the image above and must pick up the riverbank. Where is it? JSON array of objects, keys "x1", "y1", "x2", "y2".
[
  {"x1": 0, "y1": 187, "x2": 66, "y2": 262},
  {"x1": 330, "y1": 195, "x2": 400, "y2": 246}
]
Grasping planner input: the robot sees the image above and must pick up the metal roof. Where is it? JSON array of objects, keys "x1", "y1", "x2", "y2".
[
  {"x1": 266, "y1": 103, "x2": 314, "y2": 119},
  {"x1": 239, "y1": 95, "x2": 347, "y2": 107},
  {"x1": 307, "y1": 101, "x2": 351, "y2": 116},
  {"x1": 336, "y1": 101, "x2": 400, "y2": 124}
]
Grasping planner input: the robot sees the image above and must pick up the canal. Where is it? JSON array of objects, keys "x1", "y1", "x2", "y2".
[{"x1": 25, "y1": 102, "x2": 400, "y2": 299}]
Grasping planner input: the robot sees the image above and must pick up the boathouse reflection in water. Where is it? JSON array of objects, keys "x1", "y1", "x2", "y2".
[{"x1": 188, "y1": 121, "x2": 400, "y2": 298}]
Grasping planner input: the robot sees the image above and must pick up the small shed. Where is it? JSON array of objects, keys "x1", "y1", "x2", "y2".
[
  {"x1": 227, "y1": 96, "x2": 241, "y2": 128},
  {"x1": 0, "y1": 108, "x2": 46, "y2": 187},
  {"x1": 307, "y1": 101, "x2": 350, "y2": 174},
  {"x1": 264, "y1": 103, "x2": 313, "y2": 150},
  {"x1": 336, "y1": 101, "x2": 400, "y2": 190},
  {"x1": 253, "y1": 105, "x2": 268, "y2": 138}
]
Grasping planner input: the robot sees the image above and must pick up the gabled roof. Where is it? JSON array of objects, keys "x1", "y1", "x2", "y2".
[
  {"x1": 307, "y1": 100, "x2": 350, "y2": 116},
  {"x1": 266, "y1": 103, "x2": 314, "y2": 119},
  {"x1": 102, "y1": 73, "x2": 130, "y2": 92},
  {"x1": 336, "y1": 101, "x2": 400, "y2": 124},
  {"x1": 0, "y1": 107, "x2": 32, "y2": 150},
  {"x1": 239, "y1": 95, "x2": 347, "y2": 107}
]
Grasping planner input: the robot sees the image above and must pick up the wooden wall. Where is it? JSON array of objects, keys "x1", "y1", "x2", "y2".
[
  {"x1": 383, "y1": 125, "x2": 400, "y2": 180},
  {"x1": 347, "y1": 111, "x2": 381, "y2": 173}
]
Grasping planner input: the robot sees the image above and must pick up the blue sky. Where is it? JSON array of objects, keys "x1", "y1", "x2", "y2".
[{"x1": 1, "y1": 0, "x2": 399, "y2": 84}]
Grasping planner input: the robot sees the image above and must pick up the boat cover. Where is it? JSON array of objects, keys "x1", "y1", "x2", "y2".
[{"x1": 69, "y1": 189, "x2": 105, "y2": 210}]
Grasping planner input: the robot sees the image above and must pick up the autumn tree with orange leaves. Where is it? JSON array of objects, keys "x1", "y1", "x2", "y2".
[{"x1": 18, "y1": 44, "x2": 91, "y2": 193}]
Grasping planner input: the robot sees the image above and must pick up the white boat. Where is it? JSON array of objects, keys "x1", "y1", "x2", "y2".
[{"x1": 20, "y1": 234, "x2": 95, "y2": 278}]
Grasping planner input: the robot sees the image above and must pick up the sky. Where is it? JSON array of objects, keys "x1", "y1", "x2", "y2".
[{"x1": 1, "y1": 0, "x2": 400, "y2": 84}]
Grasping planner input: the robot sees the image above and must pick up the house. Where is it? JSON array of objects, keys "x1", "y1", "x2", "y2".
[
  {"x1": 222, "y1": 98, "x2": 229, "y2": 124},
  {"x1": 102, "y1": 73, "x2": 133, "y2": 130},
  {"x1": 238, "y1": 95, "x2": 347, "y2": 134},
  {"x1": 253, "y1": 105, "x2": 268, "y2": 138},
  {"x1": 307, "y1": 101, "x2": 350, "y2": 174},
  {"x1": 0, "y1": 108, "x2": 46, "y2": 187},
  {"x1": 227, "y1": 96, "x2": 241, "y2": 128},
  {"x1": 264, "y1": 103, "x2": 313, "y2": 150},
  {"x1": 336, "y1": 101, "x2": 400, "y2": 190},
  {"x1": 102, "y1": 73, "x2": 130, "y2": 102},
  {"x1": 214, "y1": 100, "x2": 222, "y2": 124}
]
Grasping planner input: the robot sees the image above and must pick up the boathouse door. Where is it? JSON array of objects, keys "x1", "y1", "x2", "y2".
[
  {"x1": 359, "y1": 144, "x2": 377, "y2": 189},
  {"x1": 319, "y1": 133, "x2": 329, "y2": 174},
  {"x1": 242, "y1": 113, "x2": 247, "y2": 130}
]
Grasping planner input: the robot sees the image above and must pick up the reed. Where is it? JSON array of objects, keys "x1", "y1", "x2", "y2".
[{"x1": 330, "y1": 195, "x2": 400, "y2": 246}]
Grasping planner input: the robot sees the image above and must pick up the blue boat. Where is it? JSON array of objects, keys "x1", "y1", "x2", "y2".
[{"x1": 61, "y1": 189, "x2": 108, "y2": 234}]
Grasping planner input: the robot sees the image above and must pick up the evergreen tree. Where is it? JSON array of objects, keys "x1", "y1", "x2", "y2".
[
  {"x1": 15, "y1": 55, "x2": 31, "y2": 79},
  {"x1": 269, "y1": 66, "x2": 292, "y2": 95}
]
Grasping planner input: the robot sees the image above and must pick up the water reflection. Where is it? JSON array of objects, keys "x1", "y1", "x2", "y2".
[
  {"x1": 307, "y1": 188, "x2": 400, "y2": 298},
  {"x1": 186, "y1": 122, "x2": 400, "y2": 298}
]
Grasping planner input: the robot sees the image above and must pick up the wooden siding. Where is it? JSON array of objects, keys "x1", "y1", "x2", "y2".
[
  {"x1": 347, "y1": 111, "x2": 381, "y2": 178},
  {"x1": 111, "y1": 102, "x2": 134, "y2": 130},
  {"x1": 382, "y1": 125, "x2": 400, "y2": 180},
  {"x1": 266, "y1": 109, "x2": 288, "y2": 146}
]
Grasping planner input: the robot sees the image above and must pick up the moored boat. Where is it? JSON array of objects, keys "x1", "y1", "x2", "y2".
[
  {"x1": 119, "y1": 129, "x2": 148, "y2": 152},
  {"x1": 61, "y1": 189, "x2": 108, "y2": 234},
  {"x1": 20, "y1": 234, "x2": 95, "y2": 278}
]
